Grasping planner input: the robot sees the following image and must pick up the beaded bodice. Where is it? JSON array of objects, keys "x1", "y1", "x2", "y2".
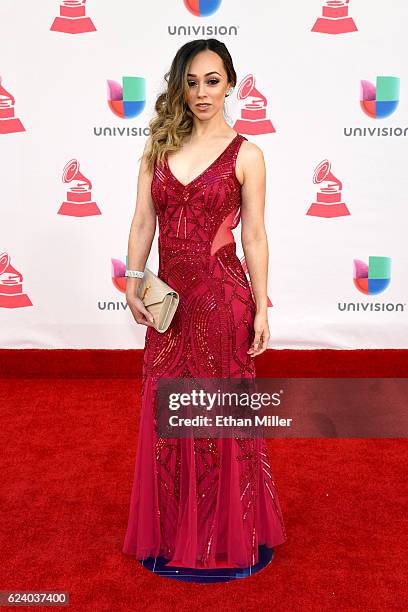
[
  {"x1": 151, "y1": 133, "x2": 246, "y2": 264},
  {"x1": 145, "y1": 131, "x2": 256, "y2": 380}
]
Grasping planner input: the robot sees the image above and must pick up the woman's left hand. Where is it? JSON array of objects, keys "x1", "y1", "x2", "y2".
[{"x1": 247, "y1": 310, "x2": 270, "y2": 357}]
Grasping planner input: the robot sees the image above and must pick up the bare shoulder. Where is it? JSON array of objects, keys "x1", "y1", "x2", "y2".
[
  {"x1": 240, "y1": 139, "x2": 265, "y2": 164},
  {"x1": 236, "y1": 139, "x2": 265, "y2": 185}
]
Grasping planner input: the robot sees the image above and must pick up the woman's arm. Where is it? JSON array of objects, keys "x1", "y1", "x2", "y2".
[
  {"x1": 126, "y1": 137, "x2": 157, "y2": 327},
  {"x1": 239, "y1": 142, "x2": 270, "y2": 356}
]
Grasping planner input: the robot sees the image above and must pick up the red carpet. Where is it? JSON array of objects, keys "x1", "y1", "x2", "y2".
[{"x1": 0, "y1": 350, "x2": 407, "y2": 610}]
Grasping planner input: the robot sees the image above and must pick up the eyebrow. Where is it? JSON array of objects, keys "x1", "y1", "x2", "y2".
[{"x1": 187, "y1": 71, "x2": 222, "y2": 77}]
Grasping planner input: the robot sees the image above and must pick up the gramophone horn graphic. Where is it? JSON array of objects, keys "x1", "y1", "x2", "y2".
[
  {"x1": 311, "y1": 0, "x2": 357, "y2": 35},
  {"x1": 0, "y1": 77, "x2": 25, "y2": 135},
  {"x1": 50, "y1": 0, "x2": 96, "y2": 34},
  {"x1": 306, "y1": 159, "x2": 350, "y2": 218},
  {"x1": 58, "y1": 159, "x2": 101, "y2": 217},
  {"x1": 233, "y1": 74, "x2": 276, "y2": 135},
  {"x1": 0, "y1": 252, "x2": 32, "y2": 309}
]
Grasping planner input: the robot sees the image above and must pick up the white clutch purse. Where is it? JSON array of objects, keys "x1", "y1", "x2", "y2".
[{"x1": 136, "y1": 267, "x2": 179, "y2": 333}]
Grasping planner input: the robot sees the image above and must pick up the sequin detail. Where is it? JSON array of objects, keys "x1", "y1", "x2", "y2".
[{"x1": 123, "y1": 133, "x2": 287, "y2": 570}]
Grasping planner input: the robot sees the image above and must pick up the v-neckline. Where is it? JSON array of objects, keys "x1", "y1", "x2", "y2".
[{"x1": 165, "y1": 132, "x2": 240, "y2": 189}]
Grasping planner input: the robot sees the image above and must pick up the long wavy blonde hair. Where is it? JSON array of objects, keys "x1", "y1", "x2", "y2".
[{"x1": 143, "y1": 38, "x2": 237, "y2": 173}]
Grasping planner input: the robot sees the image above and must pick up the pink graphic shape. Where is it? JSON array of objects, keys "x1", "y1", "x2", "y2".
[
  {"x1": 0, "y1": 77, "x2": 25, "y2": 134},
  {"x1": 58, "y1": 159, "x2": 101, "y2": 217},
  {"x1": 307, "y1": 159, "x2": 350, "y2": 218},
  {"x1": 111, "y1": 258, "x2": 127, "y2": 293},
  {"x1": 360, "y1": 80, "x2": 376, "y2": 101},
  {"x1": 0, "y1": 252, "x2": 32, "y2": 308},
  {"x1": 107, "y1": 80, "x2": 123, "y2": 101},
  {"x1": 233, "y1": 74, "x2": 276, "y2": 135},
  {"x1": 360, "y1": 80, "x2": 377, "y2": 117},
  {"x1": 50, "y1": 1, "x2": 96, "y2": 34},
  {"x1": 311, "y1": 0, "x2": 358, "y2": 35},
  {"x1": 353, "y1": 259, "x2": 368, "y2": 279}
]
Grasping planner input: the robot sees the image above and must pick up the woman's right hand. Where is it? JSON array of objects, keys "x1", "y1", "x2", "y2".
[{"x1": 126, "y1": 293, "x2": 156, "y2": 327}]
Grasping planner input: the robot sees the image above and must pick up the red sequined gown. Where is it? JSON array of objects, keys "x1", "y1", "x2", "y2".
[{"x1": 123, "y1": 132, "x2": 287, "y2": 569}]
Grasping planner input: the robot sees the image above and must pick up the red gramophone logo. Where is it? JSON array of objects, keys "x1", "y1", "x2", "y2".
[
  {"x1": 239, "y1": 256, "x2": 273, "y2": 308},
  {"x1": 0, "y1": 252, "x2": 32, "y2": 309},
  {"x1": 58, "y1": 159, "x2": 101, "y2": 217},
  {"x1": 0, "y1": 77, "x2": 25, "y2": 135},
  {"x1": 307, "y1": 159, "x2": 350, "y2": 218},
  {"x1": 311, "y1": 0, "x2": 358, "y2": 35},
  {"x1": 233, "y1": 74, "x2": 276, "y2": 135},
  {"x1": 50, "y1": 1, "x2": 96, "y2": 34}
]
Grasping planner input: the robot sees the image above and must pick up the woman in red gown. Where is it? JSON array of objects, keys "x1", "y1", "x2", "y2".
[{"x1": 123, "y1": 38, "x2": 286, "y2": 583}]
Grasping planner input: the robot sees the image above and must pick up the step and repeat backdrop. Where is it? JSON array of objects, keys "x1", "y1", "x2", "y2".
[{"x1": 1, "y1": 1, "x2": 407, "y2": 349}]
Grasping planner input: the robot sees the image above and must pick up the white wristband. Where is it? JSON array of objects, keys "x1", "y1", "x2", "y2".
[{"x1": 125, "y1": 269, "x2": 145, "y2": 278}]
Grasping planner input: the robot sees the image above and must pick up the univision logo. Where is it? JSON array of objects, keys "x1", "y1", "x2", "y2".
[
  {"x1": 107, "y1": 77, "x2": 146, "y2": 119},
  {"x1": 94, "y1": 77, "x2": 148, "y2": 136},
  {"x1": 183, "y1": 0, "x2": 222, "y2": 17},
  {"x1": 338, "y1": 256, "x2": 405, "y2": 312},
  {"x1": 344, "y1": 76, "x2": 407, "y2": 137},
  {"x1": 353, "y1": 256, "x2": 391, "y2": 295},
  {"x1": 99, "y1": 256, "x2": 144, "y2": 312},
  {"x1": 360, "y1": 76, "x2": 400, "y2": 119},
  {"x1": 168, "y1": 0, "x2": 238, "y2": 36},
  {"x1": 111, "y1": 257, "x2": 127, "y2": 294},
  {"x1": 97, "y1": 258, "x2": 128, "y2": 311}
]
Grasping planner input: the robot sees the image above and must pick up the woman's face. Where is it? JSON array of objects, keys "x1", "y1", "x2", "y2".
[{"x1": 185, "y1": 49, "x2": 231, "y2": 120}]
